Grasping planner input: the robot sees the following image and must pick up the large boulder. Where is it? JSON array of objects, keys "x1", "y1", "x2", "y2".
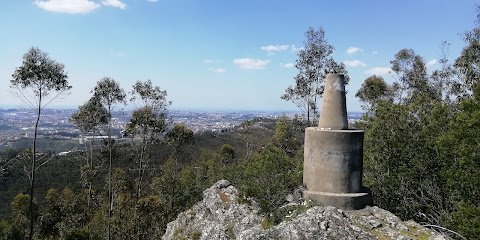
[{"x1": 162, "y1": 180, "x2": 445, "y2": 240}]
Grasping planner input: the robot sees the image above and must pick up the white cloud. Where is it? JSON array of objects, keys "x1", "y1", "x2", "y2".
[
  {"x1": 34, "y1": 0, "x2": 100, "y2": 14},
  {"x1": 282, "y1": 63, "x2": 294, "y2": 68},
  {"x1": 290, "y1": 45, "x2": 304, "y2": 52},
  {"x1": 343, "y1": 60, "x2": 367, "y2": 67},
  {"x1": 426, "y1": 59, "x2": 437, "y2": 67},
  {"x1": 233, "y1": 58, "x2": 270, "y2": 69},
  {"x1": 372, "y1": 51, "x2": 379, "y2": 55},
  {"x1": 260, "y1": 44, "x2": 304, "y2": 54},
  {"x1": 364, "y1": 67, "x2": 392, "y2": 76},
  {"x1": 346, "y1": 47, "x2": 362, "y2": 55},
  {"x1": 102, "y1": 0, "x2": 126, "y2": 9},
  {"x1": 203, "y1": 60, "x2": 213, "y2": 63},
  {"x1": 208, "y1": 68, "x2": 225, "y2": 73},
  {"x1": 261, "y1": 45, "x2": 289, "y2": 55}
]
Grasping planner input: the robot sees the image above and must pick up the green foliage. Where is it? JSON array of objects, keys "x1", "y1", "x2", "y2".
[
  {"x1": 449, "y1": 201, "x2": 480, "y2": 239},
  {"x1": 10, "y1": 193, "x2": 35, "y2": 239},
  {"x1": 93, "y1": 77, "x2": 126, "y2": 111},
  {"x1": 0, "y1": 157, "x2": 7, "y2": 179},
  {"x1": 125, "y1": 81, "x2": 170, "y2": 204},
  {"x1": 90, "y1": 77, "x2": 127, "y2": 239},
  {"x1": 65, "y1": 227, "x2": 90, "y2": 240},
  {"x1": 70, "y1": 96, "x2": 109, "y2": 134},
  {"x1": 225, "y1": 222, "x2": 235, "y2": 239},
  {"x1": 126, "y1": 80, "x2": 170, "y2": 141},
  {"x1": 433, "y1": 83, "x2": 480, "y2": 239},
  {"x1": 10, "y1": 47, "x2": 71, "y2": 102},
  {"x1": 390, "y1": 49, "x2": 439, "y2": 103},
  {"x1": 2, "y1": 113, "x2": 293, "y2": 239},
  {"x1": 136, "y1": 195, "x2": 165, "y2": 239},
  {"x1": 39, "y1": 187, "x2": 85, "y2": 239},
  {"x1": 130, "y1": 79, "x2": 171, "y2": 111},
  {"x1": 273, "y1": 116, "x2": 302, "y2": 158},
  {"x1": 125, "y1": 106, "x2": 167, "y2": 139},
  {"x1": 0, "y1": 220, "x2": 24, "y2": 240},
  {"x1": 191, "y1": 231, "x2": 201, "y2": 240},
  {"x1": 359, "y1": 97, "x2": 452, "y2": 223},
  {"x1": 240, "y1": 145, "x2": 302, "y2": 214},
  {"x1": 261, "y1": 218, "x2": 274, "y2": 230},
  {"x1": 281, "y1": 27, "x2": 348, "y2": 125},
  {"x1": 219, "y1": 144, "x2": 235, "y2": 166},
  {"x1": 454, "y1": 7, "x2": 480, "y2": 96},
  {"x1": 197, "y1": 155, "x2": 218, "y2": 186},
  {"x1": 165, "y1": 124, "x2": 194, "y2": 151},
  {"x1": 356, "y1": 13, "x2": 480, "y2": 236},
  {"x1": 355, "y1": 75, "x2": 393, "y2": 110},
  {"x1": 10, "y1": 47, "x2": 72, "y2": 240}
]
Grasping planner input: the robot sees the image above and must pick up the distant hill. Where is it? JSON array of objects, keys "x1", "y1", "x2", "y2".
[{"x1": 0, "y1": 117, "x2": 278, "y2": 219}]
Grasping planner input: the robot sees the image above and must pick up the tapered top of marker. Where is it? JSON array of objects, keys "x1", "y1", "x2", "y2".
[{"x1": 318, "y1": 74, "x2": 348, "y2": 130}]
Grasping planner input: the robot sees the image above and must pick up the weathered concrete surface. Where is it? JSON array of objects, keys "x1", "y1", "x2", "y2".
[
  {"x1": 303, "y1": 73, "x2": 371, "y2": 210},
  {"x1": 318, "y1": 74, "x2": 348, "y2": 130},
  {"x1": 162, "y1": 180, "x2": 445, "y2": 240},
  {"x1": 303, "y1": 189, "x2": 372, "y2": 211},
  {"x1": 303, "y1": 129, "x2": 364, "y2": 193}
]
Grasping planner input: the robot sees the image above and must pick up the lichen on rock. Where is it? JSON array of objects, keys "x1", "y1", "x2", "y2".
[{"x1": 162, "y1": 180, "x2": 445, "y2": 240}]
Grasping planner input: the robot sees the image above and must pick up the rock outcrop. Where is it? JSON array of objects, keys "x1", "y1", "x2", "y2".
[{"x1": 162, "y1": 180, "x2": 445, "y2": 240}]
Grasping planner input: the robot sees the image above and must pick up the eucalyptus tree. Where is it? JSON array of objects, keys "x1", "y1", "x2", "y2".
[
  {"x1": 125, "y1": 80, "x2": 171, "y2": 201},
  {"x1": 70, "y1": 95, "x2": 109, "y2": 211},
  {"x1": 0, "y1": 156, "x2": 8, "y2": 179},
  {"x1": 164, "y1": 124, "x2": 193, "y2": 218},
  {"x1": 430, "y1": 41, "x2": 457, "y2": 102},
  {"x1": 273, "y1": 116, "x2": 301, "y2": 158},
  {"x1": 357, "y1": 49, "x2": 457, "y2": 230},
  {"x1": 355, "y1": 75, "x2": 393, "y2": 111},
  {"x1": 10, "y1": 47, "x2": 71, "y2": 240},
  {"x1": 281, "y1": 27, "x2": 348, "y2": 126},
  {"x1": 454, "y1": 6, "x2": 480, "y2": 98},
  {"x1": 92, "y1": 77, "x2": 126, "y2": 240},
  {"x1": 390, "y1": 49, "x2": 439, "y2": 104},
  {"x1": 436, "y1": 82, "x2": 480, "y2": 239}
]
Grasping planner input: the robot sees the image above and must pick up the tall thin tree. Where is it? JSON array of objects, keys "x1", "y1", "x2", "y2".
[
  {"x1": 70, "y1": 95, "x2": 109, "y2": 215},
  {"x1": 10, "y1": 47, "x2": 71, "y2": 240},
  {"x1": 126, "y1": 80, "x2": 170, "y2": 200},
  {"x1": 92, "y1": 77, "x2": 125, "y2": 240}
]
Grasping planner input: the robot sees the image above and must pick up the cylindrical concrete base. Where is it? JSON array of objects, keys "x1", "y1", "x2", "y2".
[
  {"x1": 304, "y1": 128, "x2": 364, "y2": 193},
  {"x1": 303, "y1": 127, "x2": 372, "y2": 209}
]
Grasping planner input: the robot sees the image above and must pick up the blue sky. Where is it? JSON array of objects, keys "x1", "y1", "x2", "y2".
[{"x1": 0, "y1": 0, "x2": 477, "y2": 112}]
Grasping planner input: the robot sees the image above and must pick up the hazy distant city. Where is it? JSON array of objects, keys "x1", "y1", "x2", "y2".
[{"x1": 0, "y1": 108, "x2": 363, "y2": 148}]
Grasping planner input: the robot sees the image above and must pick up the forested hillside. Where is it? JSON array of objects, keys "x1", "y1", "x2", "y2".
[
  {"x1": 0, "y1": 117, "x2": 303, "y2": 239},
  {"x1": 353, "y1": 12, "x2": 480, "y2": 238},
  {"x1": 1, "y1": 6, "x2": 480, "y2": 240}
]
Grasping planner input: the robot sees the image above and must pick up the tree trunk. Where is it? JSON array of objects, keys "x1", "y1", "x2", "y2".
[
  {"x1": 28, "y1": 94, "x2": 42, "y2": 240},
  {"x1": 108, "y1": 106, "x2": 112, "y2": 240},
  {"x1": 170, "y1": 148, "x2": 178, "y2": 221}
]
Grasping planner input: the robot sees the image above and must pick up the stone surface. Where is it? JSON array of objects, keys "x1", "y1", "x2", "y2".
[
  {"x1": 303, "y1": 73, "x2": 371, "y2": 210},
  {"x1": 162, "y1": 180, "x2": 445, "y2": 240},
  {"x1": 303, "y1": 129, "x2": 364, "y2": 193},
  {"x1": 303, "y1": 189, "x2": 372, "y2": 210},
  {"x1": 318, "y1": 74, "x2": 348, "y2": 130}
]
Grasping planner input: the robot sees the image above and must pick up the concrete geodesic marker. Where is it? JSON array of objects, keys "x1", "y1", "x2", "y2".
[{"x1": 303, "y1": 73, "x2": 372, "y2": 210}]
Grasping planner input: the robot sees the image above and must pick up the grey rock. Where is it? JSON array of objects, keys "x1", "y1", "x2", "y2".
[
  {"x1": 163, "y1": 180, "x2": 445, "y2": 240},
  {"x1": 162, "y1": 180, "x2": 263, "y2": 240}
]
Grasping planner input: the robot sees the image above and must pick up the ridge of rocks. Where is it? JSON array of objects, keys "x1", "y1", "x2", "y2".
[{"x1": 162, "y1": 180, "x2": 445, "y2": 240}]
